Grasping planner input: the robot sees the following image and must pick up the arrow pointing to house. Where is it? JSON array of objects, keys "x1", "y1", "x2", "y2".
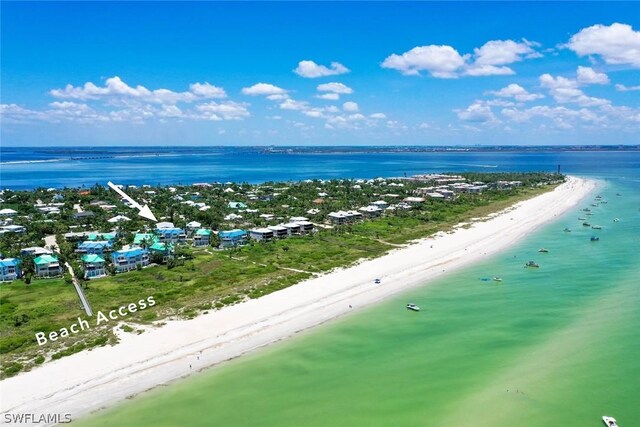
[{"x1": 107, "y1": 181, "x2": 157, "y2": 222}]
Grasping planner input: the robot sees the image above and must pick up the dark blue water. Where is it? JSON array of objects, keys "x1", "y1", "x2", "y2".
[{"x1": 1, "y1": 147, "x2": 639, "y2": 189}]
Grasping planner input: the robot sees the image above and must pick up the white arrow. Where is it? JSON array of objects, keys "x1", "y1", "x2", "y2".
[{"x1": 107, "y1": 181, "x2": 157, "y2": 222}]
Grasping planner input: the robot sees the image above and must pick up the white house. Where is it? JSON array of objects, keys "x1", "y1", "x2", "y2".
[
  {"x1": 268, "y1": 225, "x2": 288, "y2": 238},
  {"x1": 249, "y1": 228, "x2": 274, "y2": 241}
]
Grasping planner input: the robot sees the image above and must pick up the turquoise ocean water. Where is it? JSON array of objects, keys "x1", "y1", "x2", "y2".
[
  {"x1": 2, "y1": 147, "x2": 637, "y2": 426},
  {"x1": 64, "y1": 150, "x2": 640, "y2": 427}
]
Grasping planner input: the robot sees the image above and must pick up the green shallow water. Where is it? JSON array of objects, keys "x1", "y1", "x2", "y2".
[{"x1": 78, "y1": 178, "x2": 639, "y2": 427}]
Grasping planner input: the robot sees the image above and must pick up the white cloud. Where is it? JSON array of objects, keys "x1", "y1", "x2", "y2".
[
  {"x1": 294, "y1": 60, "x2": 350, "y2": 78},
  {"x1": 317, "y1": 82, "x2": 354, "y2": 94},
  {"x1": 473, "y1": 39, "x2": 540, "y2": 66},
  {"x1": 241, "y1": 83, "x2": 288, "y2": 96},
  {"x1": 540, "y1": 73, "x2": 610, "y2": 107},
  {"x1": 455, "y1": 102, "x2": 499, "y2": 124},
  {"x1": 343, "y1": 101, "x2": 359, "y2": 112},
  {"x1": 194, "y1": 101, "x2": 250, "y2": 121},
  {"x1": 50, "y1": 76, "x2": 226, "y2": 104},
  {"x1": 279, "y1": 98, "x2": 308, "y2": 111},
  {"x1": 487, "y1": 83, "x2": 544, "y2": 102},
  {"x1": 382, "y1": 39, "x2": 541, "y2": 78},
  {"x1": 567, "y1": 23, "x2": 640, "y2": 68},
  {"x1": 576, "y1": 66, "x2": 610, "y2": 85},
  {"x1": 382, "y1": 45, "x2": 468, "y2": 78},
  {"x1": 188, "y1": 82, "x2": 227, "y2": 98},
  {"x1": 316, "y1": 93, "x2": 340, "y2": 101},
  {"x1": 615, "y1": 83, "x2": 640, "y2": 92},
  {"x1": 370, "y1": 113, "x2": 387, "y2": 119}
]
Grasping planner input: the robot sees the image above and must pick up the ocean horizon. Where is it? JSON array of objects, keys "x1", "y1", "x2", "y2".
[{"x1": 2, "y1": 146, "x2": 639, "y2": 190}]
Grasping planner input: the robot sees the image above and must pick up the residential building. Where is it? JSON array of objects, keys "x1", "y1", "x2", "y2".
[
  {"x1": 155, "y1": 227, "x2": 186, "y2": 244},
  {"x1": 0, "y1": 225, "x2": 26, "y2": 234},
  {"x1": 268, "y1": 225, "x2": 288, "y2": 238},
  {"x1": 282, "y1": 222, "x2": 301, "y2": 236},
  {"x1": 76, "y1": 240, "x2": 112, "y2": 255},
  {"x1": 111, "y1": 248, "x2": 149, "y2": 273},
  {"x1": 219, "y1": 229, "x2": 248, "y2": 248},
  {"x1": 82, "y1": 254, "x2": 106, "y2": 279},
  {"x1": 34, "y1": 255, "x2": 62, "y2": 277},
  {"x1": 107, "y1": 215, "x2": 131, "y2": 223},
  {"x1": 295, "y1": 220, "x2": 314, "y2": 233},
  {"x1": 228, "y1": 201, "x2": 247, "y2": 209},
  {"x1": 249, "y1": 228, "x2": 274, "y2": 241},
  {"x1": 21, "y1": 247, "x2": 53, "y2": 257},
  {"x1": 0, "y1": 258, "x2": 20, "y2": 281},
  {"x1": 359, "y1": 206, "x2": 383, "y2": 218},
  {"x1": 0, "y1": 208, "x2": 18, "y2": 216},
  {"x1": 193, "y1": 229, "x2": 212, "y2": 246},
  {"x1": 73, "y1": 211, "x2": 95, "y2": 220},
  {"x1": 133, "y1": 233, "x2": 158, "y2": 247}
]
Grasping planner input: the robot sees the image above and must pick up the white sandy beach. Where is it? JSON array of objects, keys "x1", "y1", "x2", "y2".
[{"x1": 0, "y1": 176, "x2": 596, "y2": 426}]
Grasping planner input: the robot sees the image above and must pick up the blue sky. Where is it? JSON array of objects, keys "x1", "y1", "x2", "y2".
[{"x1": 1, "y1": 2, "x2": 639, "y2": 146}]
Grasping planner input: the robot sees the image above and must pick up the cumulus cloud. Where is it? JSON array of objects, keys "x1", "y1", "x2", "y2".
[
  {"x1": 194, "y1": 101, "x2": 250, "y2": 121},
  {"x1": 576, "y1": 66, "x2": 610, "y2": 85},
  {"x1": 50, "y1": 76, "x2": 226, "y2": 104},
  {"x1": 540, "y1": 72, "x2": 610, "y2": 106},
  {"x1": 241, "y1": 83, "x2": 288, "y2": 96},
  {"x1": 615, "y1": 83, "x2": 640, "y2": 92},
  {"x1": 317, "y1": 82, "x2": 353, "y2": 94},
  {"x1": 343, "y1": 101, "x2": 359, "y2": 112},
  {"x1": 567, "y1": 23, "x2": 640, "y2": 68},
  {"x1": 382, "y1": 45, "x2": 468, "y2": 78},
  {"x1": 487, "y1": 83, "x2": 544, "y2": 102},
  {"x1": 455, "y1": 102, "x2": 499, "y2": 124},
  {"x1": 279, "y1": 98, "x2": 309, "y2": 111},
  {"x1": 370, "y1": 113, "x2": 387, "y2": 119},
  {"x1": 294, "y1": 60, "x2": 350, "y2": 78},
  {"x1": 382, "y1": 39, "x2": 540, "y2": 78},
  {"x1": 316, "y1": 93, "x2": 340, "y2": 101}
]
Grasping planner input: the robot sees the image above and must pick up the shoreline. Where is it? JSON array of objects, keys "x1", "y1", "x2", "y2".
[{"x1": 0, "y1": 176, "x2": 597, "y2": 426}]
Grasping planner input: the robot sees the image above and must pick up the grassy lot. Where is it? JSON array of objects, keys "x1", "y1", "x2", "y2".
[{"x1": 0, "y1": 184, "x2": 557, "y2": 378}]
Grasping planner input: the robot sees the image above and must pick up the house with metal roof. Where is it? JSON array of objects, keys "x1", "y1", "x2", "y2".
[
  {"x1": 219, "y1": 229, "x2": 248, "y2": 248},
  {"x1": 249, "y1": 228, "x2": 274, "y2": 241},
  {"x1": 81, "y1": 254, "x2": 106, "y2": 279},
  {"x1": 193, "y1": 229, "x2": 212, "y2": 247},
  {"x1": 34, "y1": 255, "x2": 62, "y2": 278},
  {"x1": 133, "y1": 233, "x2": 158, "y2": 247},
  {"x1": 155, "y1": 227, "x2": 186, "y2": 244},
  {"x1": 76, "y1": 240, "x2": 112, "y2": 255},
  {"x1": 111, "y1": 248, "x2": 149, "y2": 273},
  {"x1": 0, "y1": 258, "x2": 21, "y2": 282}
]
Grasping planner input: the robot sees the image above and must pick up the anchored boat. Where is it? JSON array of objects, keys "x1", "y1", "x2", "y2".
[
  {"x1": 525, "y1": 261, "x2": 539, "y2": 268},
  {"x1": 406, "y1": 303, "x2": 420, "y2": 312},
  {"x1": 602, "y1": 416, "x2": 618, "y2": 427}
]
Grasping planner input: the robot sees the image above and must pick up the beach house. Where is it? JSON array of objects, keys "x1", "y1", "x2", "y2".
[
  {"x1": 186, "y1": 221, "x2": 202, "y2": 236},
  {"x1": 133, "y1": 233, "x2": 158, "y2": 247},
  {"x1": 0, "y1": 225, "x2": 26, "y2": 234},
  {"x1": 268, "y1": 225, "x2": 288, "y2": 239},
  {"x1": 359, "y1": 206, "x2": 383, "y2": 218},
  {"x1": 228, "y1": 202, "x2": 247, "y2": 209},
  {"x1": 34, "y1": 255, "x2": 62, "y2": 278},
  {"x1": 155, "y1": 227, "x2": 186, "y2": 244},
  {"x1": 149, "y1": 242, "x2": 173, "y2": 262},
  {"x1": 282, "y1": 222, "x2": 301, "y2": 236},
  {"x1": 249, "y1": 228, "x2": 274, "y2": 241},
  {"x1": 81, "y1": 254, "x2": 106, "y2": 279},
  {"x1": 111, "y1": 248, "x2": 149, "y2": 272},
  {"x1": 0, "y1": 258, "x2": 21, "y2": 281},
  {"x1": 76, "y1": 240, "x2": 112, "y2": 255},
  {"x1": 20, "y1": 247, "x2": 53, "y2": 257},
  {"x1": 0, "y1": 208, "x2": 18, "y2": 216},
  {"x1": 219, "y1": 229, "x2": 248, "y2": 248},
  {"x1": 193, "y1": 229, "x2": 212, "y2": 246}
]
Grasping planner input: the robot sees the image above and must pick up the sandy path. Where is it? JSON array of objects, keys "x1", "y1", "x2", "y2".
[{"x1": 0, "y1": 177, "x2": 596, "y2": 426}]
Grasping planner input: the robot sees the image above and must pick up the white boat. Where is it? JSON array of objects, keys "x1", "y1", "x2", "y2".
[
  {"x1": 613, "y1": 218, "x2": 620, "y2": 222},
  {"x1": 406, "y1": 303, "x2": 420, "y2": 312},
  {"x1": 538, "y1": 248, "x2": 549, "y2": 253},
  {"x1": 602, "y1": 416, "x2": 618, "y2": 427},
  {"x1": 592, "y1": 225, "x2": 602, "y2": 230},
  {"x1": 492, "y1": 277, "x2": 502, "y2": 282}
]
